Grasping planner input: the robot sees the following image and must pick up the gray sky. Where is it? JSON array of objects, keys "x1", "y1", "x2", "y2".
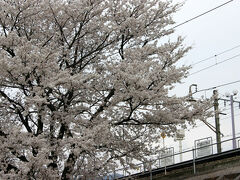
[{"x1": 164, "y1": 0, "x2": 240, "y2": 156}]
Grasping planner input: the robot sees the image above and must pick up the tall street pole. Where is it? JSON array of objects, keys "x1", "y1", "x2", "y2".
[
  {"x1": 179, "y1": 139, "x2": 183, "y2": 162},
  {"x1": 230, "y1": 95, "x2": 237, "y2": 149},
  {"x1": 213, "y1": 90, "x2": 221, "y2": 153}
]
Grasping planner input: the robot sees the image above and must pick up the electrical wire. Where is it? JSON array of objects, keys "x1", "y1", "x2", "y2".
[
  {"x1": 171, "y1": 0, "x2": 238, "y2": 77},
  {"x1": 193, "y1": 80, "x2": 240, "y2": 94},
  {"x1": 220, "y1": 113, "x2": 240, "y2": 121},
  {"x1": 172, "y1": 0, "x2": 235, "y2": 29},
  {"x1": 196, "y1": 104, "x2": 240, "y2": 125},
  {"x1": 221, "y1": 105, "x2": 240, "y2": 112},
  {"x1": 192, "y1": 44, "x2": 240, "y2": 66},
  {"x1": 196, "y1": 113, "x2": 240, "y2": 128},
  {"x1": 190, "y1": 53, "x2": 240, "y2": 76}
]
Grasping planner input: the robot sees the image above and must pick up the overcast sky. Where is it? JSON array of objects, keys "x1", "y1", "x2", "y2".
[{"x1": 164, "y1": 0, "x2": 240, "y2": 157}]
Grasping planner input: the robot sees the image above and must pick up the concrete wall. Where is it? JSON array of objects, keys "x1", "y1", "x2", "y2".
[{"x1": 134, "y1": 153, "x2": 240, "y2": 180}]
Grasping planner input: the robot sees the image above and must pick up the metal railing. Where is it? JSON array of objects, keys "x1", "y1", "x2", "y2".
[{"x1": 107, "y1": 136, "x2": 240, "y2": 179}]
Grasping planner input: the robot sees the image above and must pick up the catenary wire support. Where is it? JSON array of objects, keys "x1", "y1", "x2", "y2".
[{"x1": 230, "y1": 95, "x2": 237, "y2": 149}]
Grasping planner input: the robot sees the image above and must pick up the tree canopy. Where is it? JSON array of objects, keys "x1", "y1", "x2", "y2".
[{"x1": 0, "y1": 0, "x2": 211, "y2": 179}]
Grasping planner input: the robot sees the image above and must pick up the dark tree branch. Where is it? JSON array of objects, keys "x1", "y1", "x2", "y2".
[
  {"x1": 61, "y1": 152, "x2": 77, "y2": 180},
  {"x1": 48, "y1": 2, "x2": 69, "y2": 47},
  {"x1": 36, "y1": 114, "x2": 43, "y2": 135},
  {"x1": 16, "y1": 109, "x2": 32, "y2": 133},
  {"x1": 57, "y1": 123, "x2": 72, "y2": 139},
  {"x1": 0, "y1": 129, "x2": 8, "y2": 138},
  {"x1": 2, "y1": 45, "x2": 15, "y2": 57},
  {"x1": 90, "y1": 89, "x2": 115, "y2": 121},
  {"x1": 10, "y1": 149, "x2": 29, "y2": 162},
  {"x1": 5, "y1": 164, "x2": 19, "y2": 174},
  {"x1": 68, "y1": 32, "x2": 112, "y2": 68},
  {"x1": 42, "y1": 35, "x2": 54, "y2": 47}
]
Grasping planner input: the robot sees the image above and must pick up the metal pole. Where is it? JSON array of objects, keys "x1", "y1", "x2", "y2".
[
  {"x1": 230, "y1": 95, "x2": 237, "y2": 149},
  {"x1": 213, "y1": 90, "x2": 221, "y2": 153},
  {"x1": 150, "y1": 164, "x2": 152, "y2": 180},
  {"x1": 192, "y1": 148, "x2": 196, "y2": 174},
  {"x1": 163, "y1": 138, "x2": 165, "y2": 148},
  {"x1": 164, "y1": 164, "x2": 167, "y2": 175},
  {"x1": 179, "y1": 139, "x2": 183, "y2": 162}
]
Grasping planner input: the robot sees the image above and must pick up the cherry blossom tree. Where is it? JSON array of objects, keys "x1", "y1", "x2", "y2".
[{"x1": 0, "y1": 0, "x2": 211, "y2": 179}]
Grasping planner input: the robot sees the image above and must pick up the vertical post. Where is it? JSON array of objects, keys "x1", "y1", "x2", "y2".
[
  {"x1": 163, "y1": 136, "x2": 165, "y2": 148},
  {"x1": 179, "y1": 139, "x2": 183, "y2": 162},
  {"x1": 150, "y1": 164, "x2": 152, "y2": 180},
  {"x1": 230, "y1": 95, "x2": 237, "y2": 149},
  {"x1": 164, "y1": 164, "x2": 167, "y2": 175},
  {"x1": 213, "y1": 90, "x2": 221, "y2": 153},
  {"x1": 192, "y1": 148, "x2": 196, "y2": 174}
]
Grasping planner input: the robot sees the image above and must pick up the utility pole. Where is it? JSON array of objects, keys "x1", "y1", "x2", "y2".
[
  {"x1": 213, "y1": 90, "x2": 221, "y2": 153},
  {"x1": 230, "y1": 94, "x2": 237, "y2": 149},
  {"x1": 225, "y1": 90, "x2": 238, "y2": 149}
]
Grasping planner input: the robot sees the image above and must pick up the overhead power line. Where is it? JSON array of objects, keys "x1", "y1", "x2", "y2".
[
  {"x1": 193, "y1": 80, "x2": 240, "y2": 94},
  {"x1": 190, "y1": 53, "x2": 240, "y2": 76},
  {"x1": 222, "y1": 105, "x2": 240, "y2": 112},
  {"x1": 196, "y1": 113, "x2": 240, "y2": 128},
  {"x1": 172, "y1": 0, "x2": 235, "y2": 29},
  {"x1": 192, "y1": 44, "x2": 240, "y2": 66}
]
